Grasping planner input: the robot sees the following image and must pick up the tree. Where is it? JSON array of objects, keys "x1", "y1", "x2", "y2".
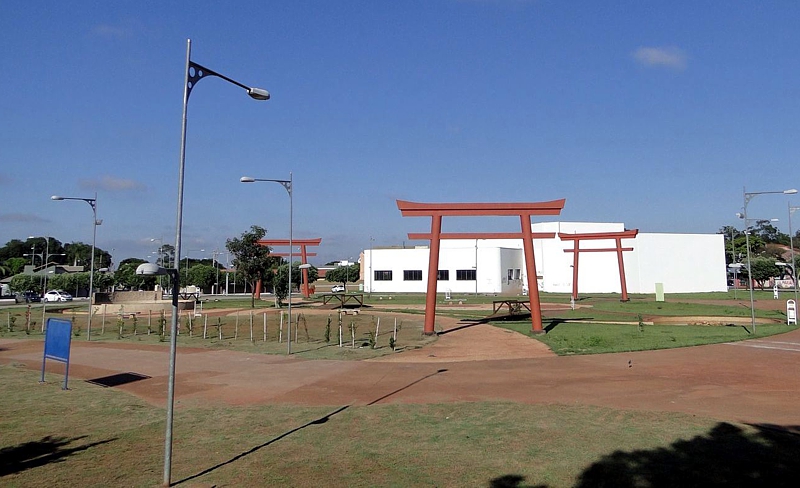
[
  {"x1": 763, "y1": 243, "x2": 787, "y2": 261},
  {"x1": 63, "y1": 242, "x2": 112, "y2": 271},
  {"x1": 748, "y1": 256, "x2": 780, "y2": 290},
  {"x1": 3, "y1": 257, "x2": 26, "y2": 275},
  {"x1": 114, "y1": 258, "x2": 153, "y2": 291},
  {"x1": 751, "y1": 220, "x2": 789, "y2": 246},
  {"x1": 324, "y1": 263, "x2": 360, "y2": 290},
  {"x1": 187, "y1": 264, "x2": 217, "y2": 293},
  {"x1": 226, "y1": 226, "x2": 280, "y2": 308},
  {"x1": 155, "y1": 244, "x2": 176, "y2": 268},
  {"x1": 9, "y1": 274, "x2": 39, "y2": 293},
  {"x1": 273, "y1": 262, "x2": 319, "y2": 304}
]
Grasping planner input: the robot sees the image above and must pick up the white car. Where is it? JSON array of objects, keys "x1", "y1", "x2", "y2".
[
  {"x1": 43, "y1": 290, "x2": 73, "y2": 302},
  {"x1": 331, "y1": 285, "x2": 345, "y2": 293}
]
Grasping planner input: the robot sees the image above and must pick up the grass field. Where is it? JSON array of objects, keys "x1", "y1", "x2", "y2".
[
  {"x1": 3, "y1": 365, "x2": 799, "y2": 487},
  {"x1": 0, "y1": 305, "x2": 432, "y2": 360},
  {"x1": 3, "y1": 291, "x2": 800, "y2": 486},
  {"x1": 1, "y1": 290, "x2": 796, "y2": 357}
]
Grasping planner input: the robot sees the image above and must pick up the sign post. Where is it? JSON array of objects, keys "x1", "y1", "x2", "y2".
[{"x1": 41, "y1": 318, "x2": 73, "y2": 389}]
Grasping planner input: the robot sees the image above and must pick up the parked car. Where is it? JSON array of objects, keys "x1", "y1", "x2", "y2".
[
  {"x1": 43, "y1": 290, "x2": 73, "y2": 302},
  {"x1": 15, "y1": 291, "x2": 41, "y2": 303},
  {"x1": 331, "y1": 285, "x2": 345, "y2": 293}
]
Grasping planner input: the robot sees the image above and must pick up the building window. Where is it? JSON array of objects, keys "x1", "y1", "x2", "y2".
[
  {"x1": 507, "y1": 269, "x2": 513, "y2": 281},
  {"x1": 403, "y1": 270, "x2": 423, "y2": 281},
  {"x1": 456, "y1": 269, "x2": 476, "y2": 281},
  {"x1": 514, "y1": 269, "x2": 521, "y2": 280},
  {"x1": 374, "y1": 270, "x2": 392, "y2": 281},
  {"x1": 437, "y1": 270, "x2": 449, "y2": 281}
]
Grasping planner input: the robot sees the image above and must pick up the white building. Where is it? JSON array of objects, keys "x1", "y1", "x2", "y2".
[{"x1": 363, "y1": 222, "x2": 727, "y2": 295}]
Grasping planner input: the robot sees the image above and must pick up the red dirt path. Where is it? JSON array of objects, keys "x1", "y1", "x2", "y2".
[{"x1": 2, "y1": 303, "x2": 800, "y2": 426}]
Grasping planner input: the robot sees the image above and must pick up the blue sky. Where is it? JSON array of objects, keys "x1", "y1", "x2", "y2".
[{"x1": 2, "y1": 1, "x2": 799, "y2": 267}]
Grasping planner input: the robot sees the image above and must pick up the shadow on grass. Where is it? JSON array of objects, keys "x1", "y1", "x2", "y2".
[
  {"x1": 489, "y1": 474, "x2": 545, "y2": 487},
  {"x1": 176, "y1": 369, "x2": 447, "y2": 486},
  {"x1": 174, "y1": 405, "x2": 351, "y2": 486},
  {"x1": 0, "y1": 435, "x2": 117, "y2": 477},
  {"x1": 542, "y1": 317, "x2": 593, "y2": 333},
  {"x1": 575, "y1": 422, "x2": 800, "y2": 487}
]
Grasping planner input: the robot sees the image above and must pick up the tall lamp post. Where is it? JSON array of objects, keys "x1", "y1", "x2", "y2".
[
  {"x1": 134, "y1": 264, "x2": 179, "y2": 488},
  {"x1": 240, "y1": 174, "x2": 293, "y2": 353},
  {"x1": 740, "y1": 187, "x2": 797, "y2": 334},
  {"x1": 151, "y1": 237, "x2": 166, "y2": 266},
  {"x1": 52, "y1": 193, "x2": 99, "y2": 340},
  {"x1": 167, "y1": 38, "x2": 268, "y2": 488},
  {"x1": 789, "y1": 204, "x2": 800, "y2": 306},
  {"x1": 211, "y1": 249, "x2": 221, "y2": 295},
  {"x1": 183, "y1": 249, "x2": 205, "y2": 282}
]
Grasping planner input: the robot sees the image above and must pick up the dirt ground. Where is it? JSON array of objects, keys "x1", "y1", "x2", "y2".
[{"x1": 2, "y1": 298, "x2": 800, "y2": 426}]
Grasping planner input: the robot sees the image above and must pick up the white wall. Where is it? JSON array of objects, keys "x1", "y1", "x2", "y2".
[
  {"x1": 627, "y1": 233, "x2": 727, "y2": 293},
  {"x1": 362, "y1": 225, "x2": 727, "y2": 295}
]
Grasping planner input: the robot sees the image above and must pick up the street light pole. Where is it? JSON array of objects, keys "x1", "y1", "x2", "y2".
[
  {"x1": 165, "y1": 38, "x2": 269, "y2": 487},
  {"x1": 741, "y1": 187, "x2": 798, "y2": 334},
  {"x1": 51, "y1": 193, "x2": 99, "y2": 340},
  {"x1": 789, "y1": 204, "x2": 800, "y2": 306},
  {"x1": 240, "y1": 174, "x2": 293, "y2": 354},
  {"x1": 183, "y1": 249, "x2": 205, "y2": 283},
  {"x1": 729, "y1": 228, "x2": 738, "y2": 299}
]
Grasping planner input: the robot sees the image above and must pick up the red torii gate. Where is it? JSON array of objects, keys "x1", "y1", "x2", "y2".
[
  {"x1": 397, "y1": 199, "x2": 566, "y2": 335},
  {"x1": 558, "y1": 230, "x2": 638, "y2": 301},
  {"x1": 257, "y1": 238, "x2": 322, "y2": 298}
]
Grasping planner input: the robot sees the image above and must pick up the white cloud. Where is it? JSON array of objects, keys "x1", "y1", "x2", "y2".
[
  {"x1": 79, "y1": 176, "x2": 145, "y2": 192},
  {"x1": 632, "y1": 46, "x2": 687, "y2": 71},
  {"x1": 0, "y1": 213, "x2": 47, "y2": 223}
]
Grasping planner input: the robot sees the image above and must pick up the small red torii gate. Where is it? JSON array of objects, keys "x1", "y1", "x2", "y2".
[
  {"x1": 258, "y1": 238, "x2": 322, "y2": 298},
  {"x1": 397, "y1": 199, "x2": 566, "y2": 335},
  {"x1": 558, "y1": 230, "x2": 638, "y2": 301}
]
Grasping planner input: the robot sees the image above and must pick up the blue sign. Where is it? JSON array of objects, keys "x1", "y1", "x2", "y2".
[{"x1": 41, "y1": 318, "x2": 73, "y2": 389}]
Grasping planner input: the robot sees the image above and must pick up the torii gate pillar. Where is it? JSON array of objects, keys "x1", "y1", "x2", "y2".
[
  {"x1": 398, "y1": 199, "x2": 565, "y2": 335},
  {"x1": 560, "y1": 230, "x2": 638, "y2": 302},
  {"x1": 257, "y1": 238, "x2": 322, "y2": 298}
]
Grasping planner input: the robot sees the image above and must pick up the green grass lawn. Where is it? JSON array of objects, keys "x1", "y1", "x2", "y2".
[
  {"x1": 3, "y1": 290, "x2": 794, "y2": 358},
  {"x1": 495, "y1": 320, "x2": 797, "y2": 355},
  {"x1": 0, "y1": 306, "x2": 433, "y2": 361},
  {"x1": 3, "y1": 365, "x2": 798, "y2": 487}
]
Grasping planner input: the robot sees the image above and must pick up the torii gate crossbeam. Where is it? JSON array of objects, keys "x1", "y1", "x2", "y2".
[
  {"x1": 397, "y1": 199, "x2": 566, "y2": 335},
  {"x1": 258, "y1": 238, "x2": 322, "y2": 298},
  {"x1": 559, "y1": 230, "x2": 638, "y2": 301}
]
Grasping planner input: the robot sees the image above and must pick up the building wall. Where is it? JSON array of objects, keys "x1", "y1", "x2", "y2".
[
  {"x1": 363, "y1": 223, "x2": 727, "y2": 295},
  {"x1": 628, "y1": 233, "x2": 727, "y2": 293}
]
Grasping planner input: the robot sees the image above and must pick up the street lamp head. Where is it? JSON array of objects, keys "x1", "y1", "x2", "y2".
[
  {"x1": 298, "y1": 263, "x2": 312, "y2": 269},
  {"x1": 51, "y1": 195, "x2": 64, "y2": 201},
  {"x1": 247, "y1": 87, "x2": 270, "y2": 100},
  {"x1": 240, "y1": 176, "x2": 256, "y2": 183},
  {"x1": 136, "y1": 263, "x2": 169, "y2": 276},
  {"x1": 785, "y1": 189, "x2": 798, "y2": 195}
]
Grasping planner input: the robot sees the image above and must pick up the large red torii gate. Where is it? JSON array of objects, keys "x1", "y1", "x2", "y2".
[
  {"x1": 258, "y1": 238, "x2": 322, "y2": 298},
  {"x1": 397, "y1": 199, "x2": 566, "y2": 335},
  {"x1": 558, "y1": 230, "x2": 638, "y2": 301}
]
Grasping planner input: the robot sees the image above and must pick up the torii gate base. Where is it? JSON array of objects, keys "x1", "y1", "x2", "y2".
[{"x1": 397, "y1": 199, "x2": 565, "y2": 335}]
